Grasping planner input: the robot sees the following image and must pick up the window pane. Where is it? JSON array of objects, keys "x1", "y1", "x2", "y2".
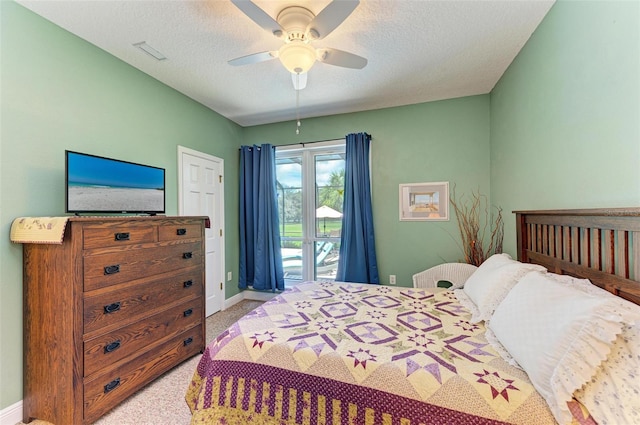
[
  {"x1": 276, "y1": 155, "x2": 303, "y2": 281},
  {"x1": 315, "y1": 153, "x2": 345, "y2": 238}
]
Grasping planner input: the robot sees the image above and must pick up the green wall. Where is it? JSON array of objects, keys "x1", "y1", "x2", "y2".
[
  {"x1": 0, "y1": 2, "x2": 243, "y2": 408},
  {"x1": 491, "y1": 0, "x2": 640, "y2": 253},
  {"x1": 243, "y1": 96, "x2": 491, "y2": 287}
]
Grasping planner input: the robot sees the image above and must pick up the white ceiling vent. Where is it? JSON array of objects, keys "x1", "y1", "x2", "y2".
[{"x1": 133, "y1": 41, "x2": 167, "y2": 61}]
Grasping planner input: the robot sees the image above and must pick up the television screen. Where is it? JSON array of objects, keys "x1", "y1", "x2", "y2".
[{"x1": 66, "y1": 150, "x2": 165, "y2": 214}]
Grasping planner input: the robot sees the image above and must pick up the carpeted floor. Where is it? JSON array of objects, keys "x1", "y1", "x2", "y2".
[{"x1": 19, "y1": 299, "x2": 264, "y2": 425}]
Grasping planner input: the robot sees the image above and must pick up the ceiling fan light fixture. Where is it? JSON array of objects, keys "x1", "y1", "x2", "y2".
[{"x1": 278, "y1": 41, "x2": 316, "y2": 74}]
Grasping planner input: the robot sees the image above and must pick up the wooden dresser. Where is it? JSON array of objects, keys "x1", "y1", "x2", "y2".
[{"x1": 22, "y1": 216, "x2": 207, "y2": 425}]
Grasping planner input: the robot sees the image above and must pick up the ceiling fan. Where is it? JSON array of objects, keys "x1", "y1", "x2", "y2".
[{"x1": 229, "y1": 0, "x2": 368, "y2": 90}]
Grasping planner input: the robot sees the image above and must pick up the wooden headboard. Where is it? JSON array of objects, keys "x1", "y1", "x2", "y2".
[{"x1": 515, "y1": 208, "x2": 640, "y2": 306}]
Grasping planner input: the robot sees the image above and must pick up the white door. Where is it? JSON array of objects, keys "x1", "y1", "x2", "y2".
[{"x1": 178, "y1": 146, "x2": 224, "y2": 316}]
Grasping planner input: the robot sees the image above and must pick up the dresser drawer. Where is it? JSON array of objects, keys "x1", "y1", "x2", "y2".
[
  {"x1": 158, "y1": 223, "x2": 202, "y2": 241},
  {"x1": 83, "y1": 268, "x2": 202, "y2": 334},
  {"x1": 83, "y1": 242, "x2": 202, "y2": 291},
  {"x1": 83, "y1": 225, "x2": 156, "y2": 250},
  {"x1": 84, "y1": 299, "x2": 201, "y2": 377},
  {"x1": 83, "y1": 326, "x2": 203, "y2": 424}
]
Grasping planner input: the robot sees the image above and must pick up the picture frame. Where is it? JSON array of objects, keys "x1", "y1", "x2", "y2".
[{"x1": 399, "y1": 181, "x2": 449, "y2": 221}]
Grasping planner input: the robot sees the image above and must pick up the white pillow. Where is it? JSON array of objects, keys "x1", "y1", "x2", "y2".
[
  {"x1": 462, "y1": 253, "x2": 546, "y2": 323},
  {"x1": 575, "y1": 321, "x2": 640, "y2": 425},
  {"x1": 548, "y1": 274, "x2": 640, "y2": 425},
  {"x1": 489, "y1": 271, "x2": 634, "y2": 424}
]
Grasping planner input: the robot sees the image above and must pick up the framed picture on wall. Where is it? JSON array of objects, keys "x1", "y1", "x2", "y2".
[{"x1": 399, "y1": 181, "x2": 449, "y2": 221}]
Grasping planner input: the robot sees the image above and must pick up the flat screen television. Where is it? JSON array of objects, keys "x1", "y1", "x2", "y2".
[{"x1": 66, "y1": 150, "x2": 165, "y2": 215}]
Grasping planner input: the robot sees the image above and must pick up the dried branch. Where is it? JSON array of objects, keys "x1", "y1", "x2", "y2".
[{"x1": 450, "y1": 186, "x2": 504, "y2": 266}]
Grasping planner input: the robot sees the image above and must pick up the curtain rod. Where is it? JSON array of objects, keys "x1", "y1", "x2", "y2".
[
  {"x1": 276, "y1": 138, "x2": 344, "y2": 148},
  {"x1": 278, "y1": 134, "x2": 373, "y2": 147},
  {"x1": 239, "y1": 138, "x2": 339, "y2": 151},
  {"x1": 239, "y1": 135, "x2": 372, "y2": 150}
]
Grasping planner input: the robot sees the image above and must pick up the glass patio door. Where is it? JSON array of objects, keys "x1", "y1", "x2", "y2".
[{"x1": 275, "y1": 141, "x2": 345, "y2": 282}]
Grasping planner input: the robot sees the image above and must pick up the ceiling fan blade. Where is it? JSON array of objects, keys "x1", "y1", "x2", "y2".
[
  {"x1": 228, "y1": 51, "x2": 277, "y2": 66},
  {"x1": 306, "y1": 0, "x2": 360, "y2": 40},
  {"x1": 231, "y1": 0, "x2": 284, "y2": 37},
  {"x1": 292, "y1": 72, "x2": 308, "y2": 90},
  {"x1": 318, "y1": 48, "x2": 367, "y2": 69}
]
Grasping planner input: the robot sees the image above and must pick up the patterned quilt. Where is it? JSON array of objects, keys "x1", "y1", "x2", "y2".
[{"x1": 186, "y1": 281, "x2": 593, "y2": 425}]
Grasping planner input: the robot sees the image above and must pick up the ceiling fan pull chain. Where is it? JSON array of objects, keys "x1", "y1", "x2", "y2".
[{"x1": 296, "y1": 74, "x2": 301, "y2": 135}]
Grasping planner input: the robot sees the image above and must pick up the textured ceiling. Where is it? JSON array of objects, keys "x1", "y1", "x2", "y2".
[{"x1": 16, "y1": 0, "x2": 555, "y2": 127}]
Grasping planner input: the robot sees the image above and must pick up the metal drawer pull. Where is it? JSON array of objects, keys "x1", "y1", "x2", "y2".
[
  {"x1": 104, "y1": 378, "x2": 121, "y2": 393},
  {"x1": 183, "y1": 280, "x2": 194, "y2": 288},
  {"x1": 114, "y1": 232, "x2": 130, "y2": 241},
  {"x1": 183, "y1": 337, "x2": 194, "y2": 346},
  {"x1": 104, "y1": 264, "x2": 120, "y2": 275},
  {"x1": 183, "y1": 308, "x2": 193, "y2": 317},
  {"x1": 176, "y1": 228, "x2": 187, "y2": 236},
  {"x1": 182, "y1": 252, "x2": 193, "y2": 259},
  {"x1": 104, "y1": 340, "x2": 121, "y2": 354},
  {"x1": 103, "y1": 302, "x2": 121, "y2": 314}
]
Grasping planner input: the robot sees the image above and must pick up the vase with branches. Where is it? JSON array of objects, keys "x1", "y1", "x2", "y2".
[{"x1": 449, "y1": 186, "x2": 504, "y2": 266}]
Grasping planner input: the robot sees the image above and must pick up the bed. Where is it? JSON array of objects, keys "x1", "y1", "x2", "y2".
[{"x1": 186, "y1": 208, "x2": 640, "y2": 424}]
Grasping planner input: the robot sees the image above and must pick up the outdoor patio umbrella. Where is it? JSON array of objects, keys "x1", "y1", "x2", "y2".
[{"x1": 316, "y1": 205, "x2": 343, "y2": 234}]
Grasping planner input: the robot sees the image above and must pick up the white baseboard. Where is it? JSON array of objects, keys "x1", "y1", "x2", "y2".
[
  {"x1": 2, "y1": 290, "x2": 273, "y2": 425},
  {"x1": 0, "y1": 400, "x2": 22, "y2": 425},
  {"x1": 222, "y1": 289, "x2": 275, "y2": 309},
  {"x1": 224, "y1": 291, "x2": 244, "y2": 309},
  {"x1": 242, "y1": 290, "x2": 278, "y2": 302}
]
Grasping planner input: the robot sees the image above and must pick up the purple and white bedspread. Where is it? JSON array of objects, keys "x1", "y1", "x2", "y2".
[{"x1": 186, "y1": 281, "x2": 593, "y2": 424}]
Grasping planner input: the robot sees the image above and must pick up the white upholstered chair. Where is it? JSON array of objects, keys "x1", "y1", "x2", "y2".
[{"x1": 412, "y1": 263, "x2": 478, "y2": 289}]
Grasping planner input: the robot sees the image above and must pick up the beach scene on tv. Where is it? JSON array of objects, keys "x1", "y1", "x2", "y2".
[{"x1": 67, "y1": 152, "x2": 165, "y2": 213}]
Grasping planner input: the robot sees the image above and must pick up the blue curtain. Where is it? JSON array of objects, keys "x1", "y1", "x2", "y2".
[
  {"x1": 336, "y1": 133, "x2": 379, "y2": 284},
  {"x1": 239, "y1": 144, "x2": 284, "y2": 291}
]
